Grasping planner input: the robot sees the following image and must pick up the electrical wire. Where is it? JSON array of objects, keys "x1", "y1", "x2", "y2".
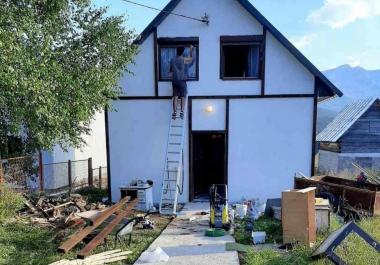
[{"x1": 121, "y1": 0, "x2": 209, "y2": 24}]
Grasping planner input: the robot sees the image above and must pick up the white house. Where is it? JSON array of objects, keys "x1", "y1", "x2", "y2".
[{"x1": 106, "y1": 0, "x2": 342, "y2": 203}]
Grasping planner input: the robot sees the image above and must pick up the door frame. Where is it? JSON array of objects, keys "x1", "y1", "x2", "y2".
[
  {"x1": 188, "y1": 98, "x2": 230, "y2": 201},
  {"x1": 190, "y1": 131, "x2": 228, "y2": 201}
]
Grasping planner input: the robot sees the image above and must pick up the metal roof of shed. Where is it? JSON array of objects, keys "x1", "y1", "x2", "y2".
[{"x1": 316, "y1": 98, "x2": 378, "y2": 142}]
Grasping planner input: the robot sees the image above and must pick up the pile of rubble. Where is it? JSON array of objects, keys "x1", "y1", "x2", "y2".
[{"x1": 22, "y1": 193, "x2": 107, "y2": 228}]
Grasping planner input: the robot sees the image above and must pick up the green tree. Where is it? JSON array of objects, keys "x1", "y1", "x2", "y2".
[{"x1": 0, "y1": 0, "x2": 137, "y2": 154}]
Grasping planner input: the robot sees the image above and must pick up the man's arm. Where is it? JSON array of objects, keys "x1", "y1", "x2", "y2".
[{"x1": 184, "y1": 45, "x2": 195, "y2": 65}]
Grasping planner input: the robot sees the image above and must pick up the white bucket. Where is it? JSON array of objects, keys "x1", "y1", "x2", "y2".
[
  {"x1": 235, "y1": 204, "x2": 248, "y2": 219},
  {"x1": 252, "y1": 231, "x2": 266, "y2": 244}
]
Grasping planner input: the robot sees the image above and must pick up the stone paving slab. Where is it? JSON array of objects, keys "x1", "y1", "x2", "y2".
[{"x1": 135, "y1": 202, "x2": 239, "y2": 265}]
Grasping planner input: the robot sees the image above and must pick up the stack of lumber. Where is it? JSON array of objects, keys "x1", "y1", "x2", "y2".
[
  {"x1": 58, "y1": 197, "x2": 138, "y2": 259},
  {"x1": 49, "y1": 249, "x2": 132, "y2": 265}
]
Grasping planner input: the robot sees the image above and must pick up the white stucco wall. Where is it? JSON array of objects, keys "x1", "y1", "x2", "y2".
[
  {"x1": 74, "y1": 111, "x2": 107, "y2": 168},
  {"x1": 156, "y1": 0, "x2": 263, "y2": 96},
  {"x1": 108, "y1": 100, "x2": 189, "y2": 203},
  {"x1": 192, "y1": 99, "x2": 226, "y2": 131},
  {"x1": 119, "y1": 33, "x2": 155, "y2": 96},
  {"x1": 42, "y1": 111, "x2": 107, "y2": 168},
  {"x1": 265, "y1": 32, "x2": 314, "y2": 95},
  {"x1": 121, "y1": 1, "x2": 317, "y2": 97},
  {"x1": 228, "y1": 98, "x2": 314, "y2": 201}
]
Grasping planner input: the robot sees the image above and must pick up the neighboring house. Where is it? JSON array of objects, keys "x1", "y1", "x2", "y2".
[
  {"x1": 106, "y1": 0, "x2": 342, "y2": 203},
  {"x1": 317, "y1": 98, "x2": 380, "y2": 174},
  {"x1": 41, "y1": 111, "x2": 107, "y2": 189}
]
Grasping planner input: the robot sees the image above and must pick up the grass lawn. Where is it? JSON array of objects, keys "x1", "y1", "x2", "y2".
[
  {"x1": 235, "y1": 216, "x2": 380, "y2": 265},
  {"x1": 0, "y1": 214, "x2": 171, "y2": 265},
  {"x1": 0, "y1": 187, "x2": 171, "y2": 265}
]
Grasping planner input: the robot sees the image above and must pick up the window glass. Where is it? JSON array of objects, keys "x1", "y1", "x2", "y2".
[
  {"x1": 159, "y1": 46, "x2": 197, "y2": 80},
  {"x1": 222, "y1": 44, "x2": 260, "y2": 78}
]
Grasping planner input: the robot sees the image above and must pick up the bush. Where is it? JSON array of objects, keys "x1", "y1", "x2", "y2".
[
  {"x1": 77, "y1": 186, "x2": 108, "y2": 203},
  {"x1": 0, "y1": 185, "x2": 24, "y2": 222}
]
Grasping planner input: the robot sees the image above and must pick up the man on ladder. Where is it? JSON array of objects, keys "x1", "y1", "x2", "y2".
[{"x1": 170, "y1": 45, "x2": 194, "y2": 120}]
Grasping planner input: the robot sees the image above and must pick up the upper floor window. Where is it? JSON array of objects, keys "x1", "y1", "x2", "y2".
[
  {"x1": 220, "y1": 35, "x2": 264, "y2": 80},
  {"x1": 158, "y1": 37, "x2": 199, "y2": 81}
]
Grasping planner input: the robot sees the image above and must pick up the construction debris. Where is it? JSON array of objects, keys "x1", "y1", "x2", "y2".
[
  {"x1": 58, "y1": 196, "x2": 134, "y2": 254},
  {"x1": 21, "y1": 193, "x2": 106, "y2": 227},
  {"x1": 49, "y1": 249, "x2": 132, "y2": 265}
]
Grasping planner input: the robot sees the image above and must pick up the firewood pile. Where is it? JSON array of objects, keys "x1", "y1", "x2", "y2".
[{"x1": 21, "y1": 193, "x2": 107, "y2": 228}]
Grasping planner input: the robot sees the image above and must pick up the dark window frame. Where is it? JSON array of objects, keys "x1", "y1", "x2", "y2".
[
  {"x1": 157, "y1": 37, "x2": 199, "y2": 82},
  {"x1": 220, "y1": 35, "x2": 265, "y2": 80}
]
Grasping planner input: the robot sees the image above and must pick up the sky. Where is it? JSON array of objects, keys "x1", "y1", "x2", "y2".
[{"x1": 93, "y1": 0, "x2": 380, "y2": 71}]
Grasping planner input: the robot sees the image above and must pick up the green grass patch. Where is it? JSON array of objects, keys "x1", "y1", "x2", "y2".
[
  {"x1": 237, "y1": 216, "x2": 380, "y2": 265},
  {"x1": 234, "y1": 217, "x2": 282, "y2": 245},
  {"x1": 0, "y1": 185, "x2": 24, "y2": 223}
]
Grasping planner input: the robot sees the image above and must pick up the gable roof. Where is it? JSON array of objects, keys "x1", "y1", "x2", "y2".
[
  {"x1": 135, "y1": 0, "x2": 343, "y2": 98},
  {"x1": 316, "y1": 98, "x2": 378, "y2": 143}
]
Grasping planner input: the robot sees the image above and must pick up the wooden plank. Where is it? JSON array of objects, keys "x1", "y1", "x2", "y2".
[
  {"x1": 77, "y1": 199, "x2": 138, "y2": 259},
  {"x1": 58, "y1": 196, "x2": 131, "y2": 253}
]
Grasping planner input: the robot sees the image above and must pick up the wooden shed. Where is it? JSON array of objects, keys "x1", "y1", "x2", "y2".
[{"x1": 317, "y1": 98, "x2": 380, "y2": 173}]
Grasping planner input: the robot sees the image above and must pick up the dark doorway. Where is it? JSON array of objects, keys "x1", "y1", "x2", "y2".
[{"x1": 192, "y1": 132, "x2": 226, "y2": 200}]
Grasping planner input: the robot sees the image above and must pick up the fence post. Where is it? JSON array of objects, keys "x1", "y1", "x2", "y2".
[
  {"x1": 88, "y1": 158, "x2": 93, "y2": 187},
  {"x1": 68, "y1": 160, "x2": 72, "y2": 189},
  {"x1": 0, "y1": 158, "x2": 3, "y2": 189},
  {"x1": 99, "y1": 166, "x2": 102, "y2": 189},
  {"x1": 38, "y1": 151, "x2": 44, "y2": 191}
]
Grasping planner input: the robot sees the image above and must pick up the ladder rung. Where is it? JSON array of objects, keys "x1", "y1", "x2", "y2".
[
  {"x1": 168, "y1": 151, "x2": 180, "y2": 154},
  {"x1": 166, "y1": 170, "x2": 178, "y2": 173},
  {"x1": 169, "y1": 143, "x2": 181, "y2": 145},
  {"x1": 171, "y1": 125, "x2": 183, "y2": 128},
  {"x1": 163, "y1": 179, "x2": 177, "y2": 182},
  {"x1": 170, "y1": 134, "x2": 182, "y2": 136},
  {"x1": 167, "y1": 160, "x2": 179, "y2": 163}
]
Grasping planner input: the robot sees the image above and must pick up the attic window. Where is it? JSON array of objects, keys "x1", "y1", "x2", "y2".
[
  {"x1": 158, "y1": 37, "x2": 199, "y2": 81},
  {"x1": 220, "y1": 35, "x2": 264, "y2": 80}
]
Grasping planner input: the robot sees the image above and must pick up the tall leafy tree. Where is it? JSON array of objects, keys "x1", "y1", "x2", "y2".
[{"x1": 0, "y1": 0, "x2": 137, "y2": 154}]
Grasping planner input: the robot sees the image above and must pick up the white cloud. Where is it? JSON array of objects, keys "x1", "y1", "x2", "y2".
[
  {"x1": 291, "y1": 33, "x2": 318, "y2": 49},
  {"x1": 308, "y1": 0, "x2": 380, "y2": 29}
]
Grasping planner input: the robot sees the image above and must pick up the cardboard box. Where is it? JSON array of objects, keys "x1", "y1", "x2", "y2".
[{"x1": 282, "y1": 187, "x2": 316, "y2": 246}]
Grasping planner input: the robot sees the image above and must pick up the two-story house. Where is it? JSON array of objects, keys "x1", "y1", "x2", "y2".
[{"x1": 106, "y1": 0, "x2": 342, "y2": 203}]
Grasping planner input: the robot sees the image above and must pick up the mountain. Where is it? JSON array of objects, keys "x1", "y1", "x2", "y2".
[{"x1": 317, "y1": 65, "x2": 380, "y2": 133}]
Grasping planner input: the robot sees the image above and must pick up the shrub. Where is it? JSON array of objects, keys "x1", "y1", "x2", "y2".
[{"x1": 0, "y1": 185, "x2": 24, "y2": 222}]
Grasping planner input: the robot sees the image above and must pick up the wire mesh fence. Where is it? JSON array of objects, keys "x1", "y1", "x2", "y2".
[
  {"x1": 0, "y1": 156, "x2": 38, "y2": 190},
  {"x1": 0, "y1": 155, "x2": 108, "y2": 193},
  {"x1": 92, "y1": 166, "x2": 108, "y2": 189}
]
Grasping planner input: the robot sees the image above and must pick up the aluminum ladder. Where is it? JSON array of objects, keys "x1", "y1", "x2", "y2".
[{"x1": 159, "y1": 97, "x2": 187, "y2": 215}]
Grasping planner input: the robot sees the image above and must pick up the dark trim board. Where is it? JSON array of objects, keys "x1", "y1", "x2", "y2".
[
  {"x1": 220, "y1": 35, "x2": 263, "y2": 43},
  {"x1": 188, "y1": 98, "x2": 193, "y2": 201},
  {"x1": 158, "y1": 37, "x2": 199, "y2": 44},
  {"x1": 105, "y1": 107, "x2": 112, "y2": 203},
  {"x1": 225, "y1": 99, "x2": 230, "y2": 186},
  {"x1": 117, "y1": 94, "x2": 315, "y2": 101},
  {"x1": 153, "y1": 28, "x2": 159, "y2": 97},
  {"x1": 261, "y1": 28, "x2": 267, "y2": 95},
  {"x1": 311, "y1": 78, "x2": 319, "y2": 175}
]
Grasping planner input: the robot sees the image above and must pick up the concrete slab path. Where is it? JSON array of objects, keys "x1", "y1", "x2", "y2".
[{"x1": 135, "y1": 202, "x2": 239, "y2": 265}]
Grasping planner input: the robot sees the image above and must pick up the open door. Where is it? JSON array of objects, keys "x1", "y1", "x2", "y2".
[{"x1": 191, "y1": 132, "x2": 227, "y2": 200}]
